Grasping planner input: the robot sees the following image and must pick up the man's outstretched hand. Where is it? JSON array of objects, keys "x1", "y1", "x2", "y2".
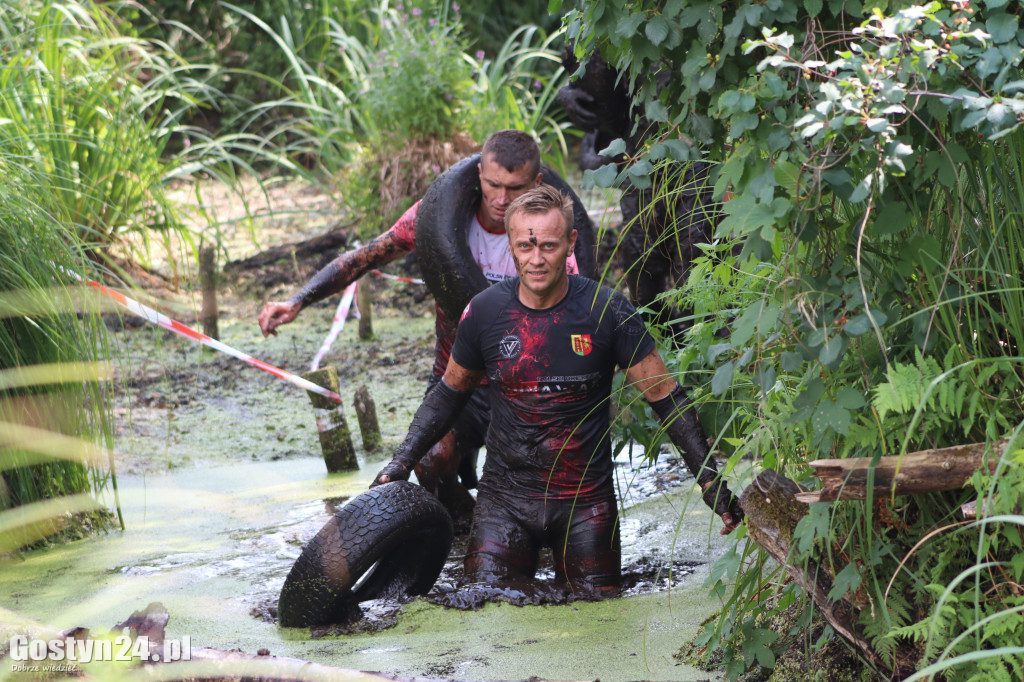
[
  {"x1": 702, "y1": 479, "x2": 744, "y2": 535},
  {"x1": 258, "y1": 301, "x2": 301, "y2": 337},
  {"x1": 719, "y1": 511, "x2": 741, "y2": 535},
  {"x1": 370, "y1": 460, "x2": 409, "y2": 488}
]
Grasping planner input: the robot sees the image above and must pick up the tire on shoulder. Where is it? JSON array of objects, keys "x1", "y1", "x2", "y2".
[
  {"x1": 277, "y1": 481, "x2": 453, "y2": 628},
  {"x1": 415, "y1": 153, "x2": 599, "y2": 321}
]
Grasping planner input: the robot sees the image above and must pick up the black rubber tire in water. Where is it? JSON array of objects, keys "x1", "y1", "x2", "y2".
[
  {"x1": 277, "y1": 481, "x2": 453, "y2": 628},
  {"x1": 415, "y1": 153, "x2": 599, "y2": 322}
]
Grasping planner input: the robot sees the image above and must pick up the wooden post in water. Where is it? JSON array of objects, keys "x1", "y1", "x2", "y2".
[
  {"x1": 302, "y1": 366, "x2": 358, "y2": 472},
  {"x1": 353, "y1": 385, "x2": 382, "y2": 452},
  {"x1": 199, "y1": 244, "x2": 219, "y2": 342},
  {"x1": 357, "y1": 279, "x2": 373, "y2": 341}
]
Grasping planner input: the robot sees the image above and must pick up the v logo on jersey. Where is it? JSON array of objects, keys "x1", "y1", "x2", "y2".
[
  {"x1": 499, "y1": 334, "x2": 522, "y2": 360},
  {"x1": 571, "y1": 334, "x2": 592, "y2": 356}
]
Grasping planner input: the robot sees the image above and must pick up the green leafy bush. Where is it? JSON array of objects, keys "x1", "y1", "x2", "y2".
[
  {"x1": 562, "y1": 0, "x2": 1024, "y2": 677},
  {"x1": 358, "y1": 5, "x2": 472, "y2": 142}
]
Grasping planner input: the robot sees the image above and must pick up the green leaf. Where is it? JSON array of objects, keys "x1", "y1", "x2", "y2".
[
  {"x1": 805, "y1": 327, "x2": 826, "y2": 348},
  {"x1": 781, "y1": 351, "x2": 803, "y2": 372},
  {"x1": 872, "y1": 202, "x2": 910, "y2": 236},
  {"x1": 586, "y1": 163, "x2": 619, "y2": 189},
  {"x1": 662, "y1": 138, "x2": 694, "y2": 161},
  {"x1": 712, "y1": 360, "x2": 735, "y2": 396},
  {"x1": 718, "y1": 194, "x2": 778, "y2": 237},
  {"x1": 645, "y1": 16, "x2": 670, "y2": 46},
  {"x1": 804, "y1": 0, "x2": 823, "y2": 16},
  {"x1": 751, "y1": 630, "x2": 777, "y2": 668},
  {"x1": 615, "y1": 13, "x2": 645, "y2": 40},
  {"x1": 708, "y1": 342, "x2": 732, "y2": 363},
  {"x1": 548, "y1": 0, "x2": 563, "y2": 13},
  {"x1": 774, "y1": 160, "x2": 802, "y2": 197},
  {"x1": 755, "y1": 365, "x2": 777, "y2": 393},
  {"x1": 849, "y1": 174, "x2": 873, "y2": 203},
  {"x1": 987, "y1": 13, "x2": 1019, "y2": 44},
  {"x1": 646, "y1": 99, "x2": 669, "y2": 122},
  {"x1": 828, "y1": 563, "x2": 862, "y2": 601},
  {"x1": 600, "y1": 138, "x2": 627, "y2": 157},
  {"x1": 836, "y1": 387, "x2": 867, "y2": 410},
  {"x1": 819, "y1": 334, "x2": 843, "y2": 365},
  {"x1": 719, "y1": 90, "x2": 741, "y2": 109},
  {"x1": 844, "y1": 310, "x2": 887, "y2": 336},
  {"x1": 866, "y1": 117, "x2": 889, "y2": 132},
  {"x1": 731, "y1": 304, "x2": 760, "y2": 347},
  {"x1": 813, "y1": 399, "x2": 851, "y2": 435},
  {"x1": 792, "y1": 379, "x2": 825, "y2": 422},
  {"x1": 625, "y1": 159, "x2": 653, "y2": 189},
  {"x1": 795, "y1": 502, "x2": 830, "y2": 552}
]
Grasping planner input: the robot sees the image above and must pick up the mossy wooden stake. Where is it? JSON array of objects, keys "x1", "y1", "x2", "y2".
[
  {"x1": 302, "y1": 366, "x2": 358, "y2": 472},
  {"x1": 357, "y1": 279, "x2": 373, "y2": 341},
  {"x1": 199, "y1": 244, "x2": 219, "y2": 343},
  {"x1": 352, "y1": 385, "x2": 382, "y2": 452}
]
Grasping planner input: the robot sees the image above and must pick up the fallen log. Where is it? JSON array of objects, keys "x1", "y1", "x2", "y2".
[
  {"x1": 739, "y1": 470, "x2": 884, "y2": 669},
  {"x1": 222, "y1": 229, "x2": 352, "y2": 274},
  {"x1": 795, "y1": 438, "x2": 1009, "y2": 504}
]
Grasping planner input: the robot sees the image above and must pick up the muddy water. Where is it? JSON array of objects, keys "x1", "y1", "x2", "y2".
[
  {"x1": 0, "y1": 451, "x2": 728, "y2": 681},
  {"x1": 1, "y1": 287, "x2": 729, "y2": 680}
]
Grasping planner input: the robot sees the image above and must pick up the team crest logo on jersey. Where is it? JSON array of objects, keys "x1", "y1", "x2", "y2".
[
  {"x1": 499, "y1": 334, "x2": 522, "y2": 359},
  {"x1": 571, "y1": 334, "x2": 593, "y2": 356}
]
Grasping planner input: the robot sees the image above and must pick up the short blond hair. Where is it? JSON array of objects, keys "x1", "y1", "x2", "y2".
[{"x1": 504, "y1": 185, "x2": 574, "y2": 239}]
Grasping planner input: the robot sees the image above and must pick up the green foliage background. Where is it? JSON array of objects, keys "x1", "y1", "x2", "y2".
[{"x1": 560, "y1": 0, "x2": 1024, "y2": 677}]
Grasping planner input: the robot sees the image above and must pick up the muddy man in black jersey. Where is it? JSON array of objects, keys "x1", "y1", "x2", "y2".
[{"x1": 372, "y1": 184, "x2": 743, "y2": 598}]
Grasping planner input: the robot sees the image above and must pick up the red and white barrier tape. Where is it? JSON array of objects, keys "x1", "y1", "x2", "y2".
[
  {"x1": 310, "y1": 281, "x2": 357, "y2": 371},
  {"x1": 57, "y1": 265, "x2": 343, "y2": 404},
  {"x1": 369, "y1": 269, "x2": 424, "y2": 285},
  {"x1": 308, "y1": 267, "x2": 420, "y2": 369}
]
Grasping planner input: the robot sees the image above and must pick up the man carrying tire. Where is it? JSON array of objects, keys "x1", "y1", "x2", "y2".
[
  {"x1": 372, "y1": 184, "x2": 743, "y2": 598},
  {"x1": 257, "y1": 130, "x2": 579, "y2": 525}
]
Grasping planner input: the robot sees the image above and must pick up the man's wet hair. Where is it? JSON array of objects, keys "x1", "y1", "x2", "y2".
[
  {"x1": 504, "y1": 184, "x2": 574, "y2": 239},
  {"x1": 481, "y1": 129, "x2": 540, "y2": 176}
]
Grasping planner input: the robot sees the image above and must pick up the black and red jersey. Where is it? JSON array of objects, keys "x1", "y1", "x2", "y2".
[{"x1": 451, "y1": 275, "x2": 655, "y2": 501}]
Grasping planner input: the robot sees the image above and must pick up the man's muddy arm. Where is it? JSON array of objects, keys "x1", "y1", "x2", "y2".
[
  {"x1": 257, "y1": 231, "x2": 409, "y2": 337},
  {"x1": 625, "y1": 349, "x2": 743, "y2": 533},
  {"x1": 372, "y1": 360, "x2": 485, "y2": 486}
]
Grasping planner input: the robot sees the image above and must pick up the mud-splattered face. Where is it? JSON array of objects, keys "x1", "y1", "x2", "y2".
[
  {"x1": 477, "y1": 154, "x2": 542, "y2": 233},
  {"x1": 508, "y1": 208, "x2": 577, "y2": 308}
]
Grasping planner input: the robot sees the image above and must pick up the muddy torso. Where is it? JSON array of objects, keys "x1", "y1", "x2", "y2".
[{"x1": 451, "y1": 276, "x2": 654, "y2": 501}]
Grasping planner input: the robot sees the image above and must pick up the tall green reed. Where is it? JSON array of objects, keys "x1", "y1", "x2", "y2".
[
  {"x1": 0, "y1": 158, "x2": 121, "y2": 551},
  {"x1": 0, "y1": 1, "x2": 183, "y2": 256}
]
